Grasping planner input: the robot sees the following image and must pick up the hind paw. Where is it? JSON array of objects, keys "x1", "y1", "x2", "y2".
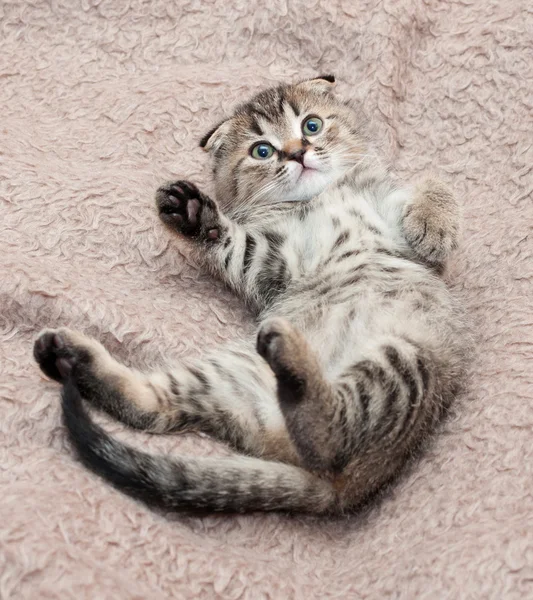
[
  {"x1": 33, "y1": 328, "x2": 98, "y2": 383},
  {"x1": 257, "y1": 318, "x2": 311, "y2": 402}
]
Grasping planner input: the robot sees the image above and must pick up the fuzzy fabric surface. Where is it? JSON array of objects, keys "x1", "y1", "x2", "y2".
[{"x1": 1, "y1": 1, "x2": 532, "y2": 598}]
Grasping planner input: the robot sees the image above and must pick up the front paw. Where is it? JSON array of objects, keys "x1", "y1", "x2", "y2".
[
  {"x1": 403, "y1": 178, "x2": 460, "y2": 266},
  {"x1": 156, "y1": 180, "x2": 221, "y2": 241}
]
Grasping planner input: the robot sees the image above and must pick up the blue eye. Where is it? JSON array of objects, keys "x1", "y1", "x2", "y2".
[
  {"x1": 251, "y1": 143, "x2": 275, "y2": 159},
  {"x1": 302, "y1": 116, "x2": 323, "y2": 136}
]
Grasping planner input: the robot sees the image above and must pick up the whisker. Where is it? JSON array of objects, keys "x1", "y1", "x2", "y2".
[{"x1": 245, "y1": 178, "x2": 284, "y2": 206}]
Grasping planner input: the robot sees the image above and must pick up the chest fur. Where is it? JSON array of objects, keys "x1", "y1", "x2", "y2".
[{"x1": 281, "y1": 186, "x2": 399, "y2": 276}]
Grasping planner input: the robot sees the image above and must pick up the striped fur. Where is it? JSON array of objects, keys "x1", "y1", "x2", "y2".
[{"x1": 33, "y1": 76, "x2": 469, "y2": 514}]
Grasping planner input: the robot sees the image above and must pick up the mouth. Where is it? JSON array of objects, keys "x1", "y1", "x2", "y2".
[{"x1": 296, "y1": 164, "x2": 318, "y2": 180}]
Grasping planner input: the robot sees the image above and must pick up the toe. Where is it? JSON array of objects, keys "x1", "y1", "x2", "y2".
[
  {"x1": 256, "y1": 328, "x2": 279, "y2": 360},
  {"x1": 34, "y1": 332, "x2": 49, "y2": 357},
  {"x1": 175, "y1": 181, "x2": 199, "y2": 196},
  {"x1": 34, "y1": 330, "x2": 65, "y2": 382},
  {"x1": 163, "y1": 194, "x2": 181, "y2": 212},
  {"x1": 256, "y1": 318, "x2": 290, "y2": 362},
  {"x1": 169, "y1": 184, "x2": 184, "y2": 196},
  {"x1": 34, "y1": 331, "x2": 57, "y2": 361},
  {"x1": 53, "y1": 333, "x2": 65, "y2": 350}
]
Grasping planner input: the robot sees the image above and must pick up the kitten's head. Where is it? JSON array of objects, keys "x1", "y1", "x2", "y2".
[{"x1": 200, "y1": 76, "x2": 371, "y2": 215}]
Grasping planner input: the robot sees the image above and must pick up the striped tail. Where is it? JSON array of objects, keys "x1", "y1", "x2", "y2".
[{"x1": 61, "y1": 380, "x2": 337, "y2": 514}]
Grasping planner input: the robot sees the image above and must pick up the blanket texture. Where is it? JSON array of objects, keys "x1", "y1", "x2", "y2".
[{"x1": 1, "y1": 1, "x2": 532, "y2": 598}]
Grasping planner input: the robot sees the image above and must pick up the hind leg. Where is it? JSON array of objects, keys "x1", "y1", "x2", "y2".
[
  {"x1": 34, "y1": 328, "x2": 298, "y2": 464},
  {"x1": 257, "y1": 318, "x2": 338, "y2": 471},
  {"x1": 257, "y1": 318, "x2": 432, "y2": 473}
]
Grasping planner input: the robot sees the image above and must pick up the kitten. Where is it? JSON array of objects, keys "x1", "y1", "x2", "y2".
[{"x1": 34, "y1": 76, "x2": 468, "y2": 514}]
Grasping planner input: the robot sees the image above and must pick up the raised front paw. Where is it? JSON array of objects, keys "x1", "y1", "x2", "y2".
[
  {"x1": 156, "y1": 180, "x2": 222, "y2": 241},
  {"x1": 403, "y1": 178, "x2": 460, "y2": 266}
]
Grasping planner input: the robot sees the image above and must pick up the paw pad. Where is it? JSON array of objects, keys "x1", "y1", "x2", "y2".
[
  {"x1": 156, "y1": 181, "x2": 222, "y2": 241},
  {"x1": 33, "y1": 331, "x2": 78, "y2": 383},
  {"x1": 156, "y1": 181, "x2": 205, "y2": 236}
]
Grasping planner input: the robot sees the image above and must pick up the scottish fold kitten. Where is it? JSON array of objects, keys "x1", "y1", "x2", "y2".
[{"x1": 34, "y1": 76, "x2": 467, "y2": 514}]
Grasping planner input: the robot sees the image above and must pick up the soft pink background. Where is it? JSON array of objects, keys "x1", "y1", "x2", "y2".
[{"x1": 1, "y1": 1, "x2": 532, "y2": 598}]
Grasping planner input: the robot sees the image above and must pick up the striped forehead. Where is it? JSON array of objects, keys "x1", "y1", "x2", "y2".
[{"x1": 249, "y1": 102, "x2": 303, "y2": 145}]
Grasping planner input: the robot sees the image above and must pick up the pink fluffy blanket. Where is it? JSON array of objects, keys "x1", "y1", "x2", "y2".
[{"x1": 1, "y1": 1, "x2": 532, "y2": 598}]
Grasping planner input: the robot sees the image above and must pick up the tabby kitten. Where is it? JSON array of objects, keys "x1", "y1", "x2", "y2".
[{"x1": 34, "y1": 75, "x2": 467, "y2": 514}]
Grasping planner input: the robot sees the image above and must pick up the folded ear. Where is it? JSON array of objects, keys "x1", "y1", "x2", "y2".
[
  {"x1": 296, "y1": 75, "x2": 336, "y2": 94},
  {"x1": 199, "y1": 119, "x2": 233, "y2": 152}
]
